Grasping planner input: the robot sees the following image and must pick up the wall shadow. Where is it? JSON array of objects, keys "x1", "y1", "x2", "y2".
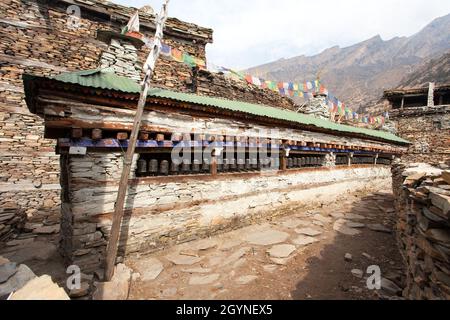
[{"x1": 290, "y1": 193, "x2": 406, "y2": 300}]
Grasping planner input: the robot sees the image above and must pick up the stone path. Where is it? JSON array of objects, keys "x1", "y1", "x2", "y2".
[{"x1": 126, "y1": 186, "x2": 406, "y2": 300}]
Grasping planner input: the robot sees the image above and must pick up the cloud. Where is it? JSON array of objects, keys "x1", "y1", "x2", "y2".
[{"x1": 114, "y1": 0, "x2": 450, "y2": 69}]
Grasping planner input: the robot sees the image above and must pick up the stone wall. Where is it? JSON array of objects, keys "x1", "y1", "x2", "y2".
[
  {"x1": 0, "y1": 0, "x2": 295, "y2": 234},
  {"x1": 194, "y1": 70, "x2": 296, "y2": 110},
  {"x1": 392, "y1": 162, "x2": 450, "y2": 299},
  {"x1": 59, "y1": 152, "x2": 391, "y2": 273},
  {"x1": 391, "y1": 107, "x2": 449, "y2": 165}
]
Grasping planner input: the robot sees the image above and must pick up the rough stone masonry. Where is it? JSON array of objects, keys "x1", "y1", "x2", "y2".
[{"x1": 392, "y1": 162, "x2": 450, "y2": 299}]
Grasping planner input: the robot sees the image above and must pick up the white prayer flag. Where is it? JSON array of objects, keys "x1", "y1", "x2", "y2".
[
  {"x1": 143, "y1": 0, "x2": 170, "y2": 78},
  {"x1": 122, "y1": 11, "x2": 140, "y2": 34}
]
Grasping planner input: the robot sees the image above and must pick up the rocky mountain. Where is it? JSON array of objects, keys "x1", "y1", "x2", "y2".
[
  {"x1": 397, "y1": 50, "x2": 450, "y2": 89},
  {"x1": 244, "y1": 13, "x2": 450, "y2": 111}
]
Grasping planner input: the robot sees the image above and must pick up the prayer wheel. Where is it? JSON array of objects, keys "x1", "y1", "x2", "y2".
[
  {"x1": 159, "y1": 160, "x2": 169, "y2": 176},
  {"x1": 148, "y1": 159, "x2": 159, "y2": 176},
  {"x1": 217, "y1": 158, "x2": 223, "y2": 172},
  {"x1": 192, "y1": 159, "x2": 201, "y2": 173},
  {"x1": 170, "y1": 161, "x2": 180, "y2": 175},
  {"x1": 137, "y1": 159, "x2": 147, "y2": 176},
  {"x1": 244, "y1": 159, "x2": 250, "y2": 171},
  {"x1": 222, "y1": 159, "x2": 229, "y2": 172},
  {"x1": 202, "y1": 159, "x2": 210, "y2": 173},
  {"x1": 305, "y1": 157, "x2": 311, "y2": 166},
  {"x1": 230, "y1": 158, "x2": 237, "y2": 171},
  {"x1": 237, "y1": 158, "x2": 245, "y2": 171},
  {"x1": 287, "y1": 158, "x2": 294, "y2": 168}
]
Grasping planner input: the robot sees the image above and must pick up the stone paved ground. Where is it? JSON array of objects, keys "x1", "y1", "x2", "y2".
[
  {"x1": 0, "y1": 184, "x2": 405, "y2": 300},
  {"x1": 127, "y1": 185, "x2": 406, "y2": 300}
]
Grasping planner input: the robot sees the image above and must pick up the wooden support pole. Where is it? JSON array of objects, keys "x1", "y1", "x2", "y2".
[
  {"x1": 280, "y1": 156, "x2": 287, "y2": 171},
  {"x1": 104, "y1": 0, "x2": 171, "y2": 282},
  {"x1": 210, "y1": 156, "x2": 218, "y2": 176}
]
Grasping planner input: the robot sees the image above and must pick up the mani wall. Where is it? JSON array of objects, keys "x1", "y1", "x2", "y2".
[
  {"x1": 0, "y1": 0, "x2": 294, "y2": 240},
  {"x1": 63, "y1": 156, "x2": 392, "y2": 273}
]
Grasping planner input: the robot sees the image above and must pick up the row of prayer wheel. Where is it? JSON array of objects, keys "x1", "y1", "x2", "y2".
[
  {"x1": 336, "y1": 156, "x2": 349, "y2": 165},
  {"x1": 352, "y1": 157, "x2": 375, "y2": 165},
  {"x1": 287, "y1": 157, "x2": 324, "y2": 169},
  {"x1": 137, "y1": 157, "x2": 284, "y2": 176}
]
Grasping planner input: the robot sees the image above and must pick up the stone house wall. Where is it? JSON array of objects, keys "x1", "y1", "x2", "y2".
[{"x1": 392, "y1": 108, "x2": 450, "y2": 165}]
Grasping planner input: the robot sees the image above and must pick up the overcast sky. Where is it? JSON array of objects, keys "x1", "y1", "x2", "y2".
[{"x1": 114, "y1": 0, "x2": 450, "y2": 70}]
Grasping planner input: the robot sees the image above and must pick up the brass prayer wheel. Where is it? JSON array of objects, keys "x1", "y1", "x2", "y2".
[
  {"x1": 192, "y1": 159, "x2": 201, "y2": 173},
  {"x1": 170, "y1": 161, "x2": 180, "y2": 175},
  {"x1": 137, "y1": 159, "x2": 147, "y2": 175},
  {"x1": 148, "y1": 159, "x2": 159, "y2": 176},
  {"x1": 159, "y1": 160, "x2": 169, "y2": 176}
]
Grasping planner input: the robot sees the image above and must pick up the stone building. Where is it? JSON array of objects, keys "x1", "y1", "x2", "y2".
[
  {"x1": 22, "y1": 23, "x2": 409, "y2": 271},
  {"x1": 0, "y1": 0, "x2": 295, "y2": 242},
  {"x1": 383, "y1": 85, "x2": 450, "y2": 164},
  {"x1": 3, "y1": 0, "x2": 411, "y2": 276}
]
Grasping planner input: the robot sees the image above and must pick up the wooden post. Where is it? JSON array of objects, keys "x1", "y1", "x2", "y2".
[
  {"x1": 400, "y1": 97, "x2": 405, "y2": 110},
  {"x1": 211, "y1": 156, "x2": 218, "y2": 175},
  {"x1": 104, "y1": 0, "x2": 171, "y2": 282},
  {"x1": 280, "y1": 156, "x2": 287, "y2": 171}
]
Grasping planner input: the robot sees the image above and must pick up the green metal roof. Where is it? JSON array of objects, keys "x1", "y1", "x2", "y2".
[{"x1": 27, "y1": 70, "x2": 409, "y2": 144}]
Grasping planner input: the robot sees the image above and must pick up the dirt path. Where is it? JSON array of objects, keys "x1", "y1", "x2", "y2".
[{"x1": 127, "y1": 186, "x2": 406, "y2": 300}]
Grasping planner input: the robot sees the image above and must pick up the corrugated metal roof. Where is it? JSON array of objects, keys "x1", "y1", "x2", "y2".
[{"x1": 30, "y1": 70, "x2": 409, "y2": 144}]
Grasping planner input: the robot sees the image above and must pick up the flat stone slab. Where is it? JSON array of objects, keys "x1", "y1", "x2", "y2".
[
  {"x1": 329, "y1": 212, "x2": 345, "y2": 219},
  {"x1": 192, "y1": 239, "x2": 218, "y2": 251},
  {"x1": 345, "y1": 213, "x2": 367, "y2": 220},
  {"x1": 189, "y1": 274, "x2": 220, "y2": 286},
  {"x1": 279, "y1": 218, "x2": 311, "y2": 229},
  {"x1": 235, "y1": 275, "x2": 258, "y2": 285},
  {"x1": 270, "y1": 257, "x2": 290, "y2": 265},
  {"x1": 367, "y1": 224, "x2": 392, "y2": 234},
  {"x1": 267, "y1": 244, "x2": 297, "y2": 259},
  {"x1": 292, "y1": 235, "x2": 318, "y2": 247},
  {"x1": 351, "y1": 269, "x2": 364, "y2": 279},
  {"x1": 93, "y1": 264, "x2": 132, "y2": 300},
  {"x1": 2, "y1": 242, "x2": 57, "y2": 264},
  {"x1": 333, "y1": 219, "x2": 361, "y2": 236},
  {"x1": 10, "y1": 275, "x2": 69, "y2": 300},
  {"x1": 0, "y1": 264, "x2": 36, "y2": 297},
  {"x1": 243, "y1": 229, "x2": 290, "y2": 246},
  {"x1": 346, "y1": 222, "x2": 366, "y2": 229},
  {"x1": 133, "y1": 257, "x2": 164, "y2": 281},
  {"x1": 295, "y1": 228, "x2": 322, "y2": 237},
  {"x1": 263, "y1": 265, "x2": 279, "y2": 273},
  {"x1": 218, "y1": 239, "x2": 243, "y2": 251},
  {"x1": 166, "y1": 253, "x2": 203, "y2": 266},
  {"x1": 313, "y1": 214, "x2": 332, "y2": 224},
  {"x1": 221, "y1": 247, "x2": 250, "y2": 267},
  {"x1": 182, "y1": 267, "x2": 212, "y2": 274},
  {"x1": 0, "y1": 262, "x2": 17, "y2": 284}
]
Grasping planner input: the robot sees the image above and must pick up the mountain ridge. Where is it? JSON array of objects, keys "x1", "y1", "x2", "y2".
[{"x1": 244, "y1": 13, "x2": 450, "y2": 111}]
